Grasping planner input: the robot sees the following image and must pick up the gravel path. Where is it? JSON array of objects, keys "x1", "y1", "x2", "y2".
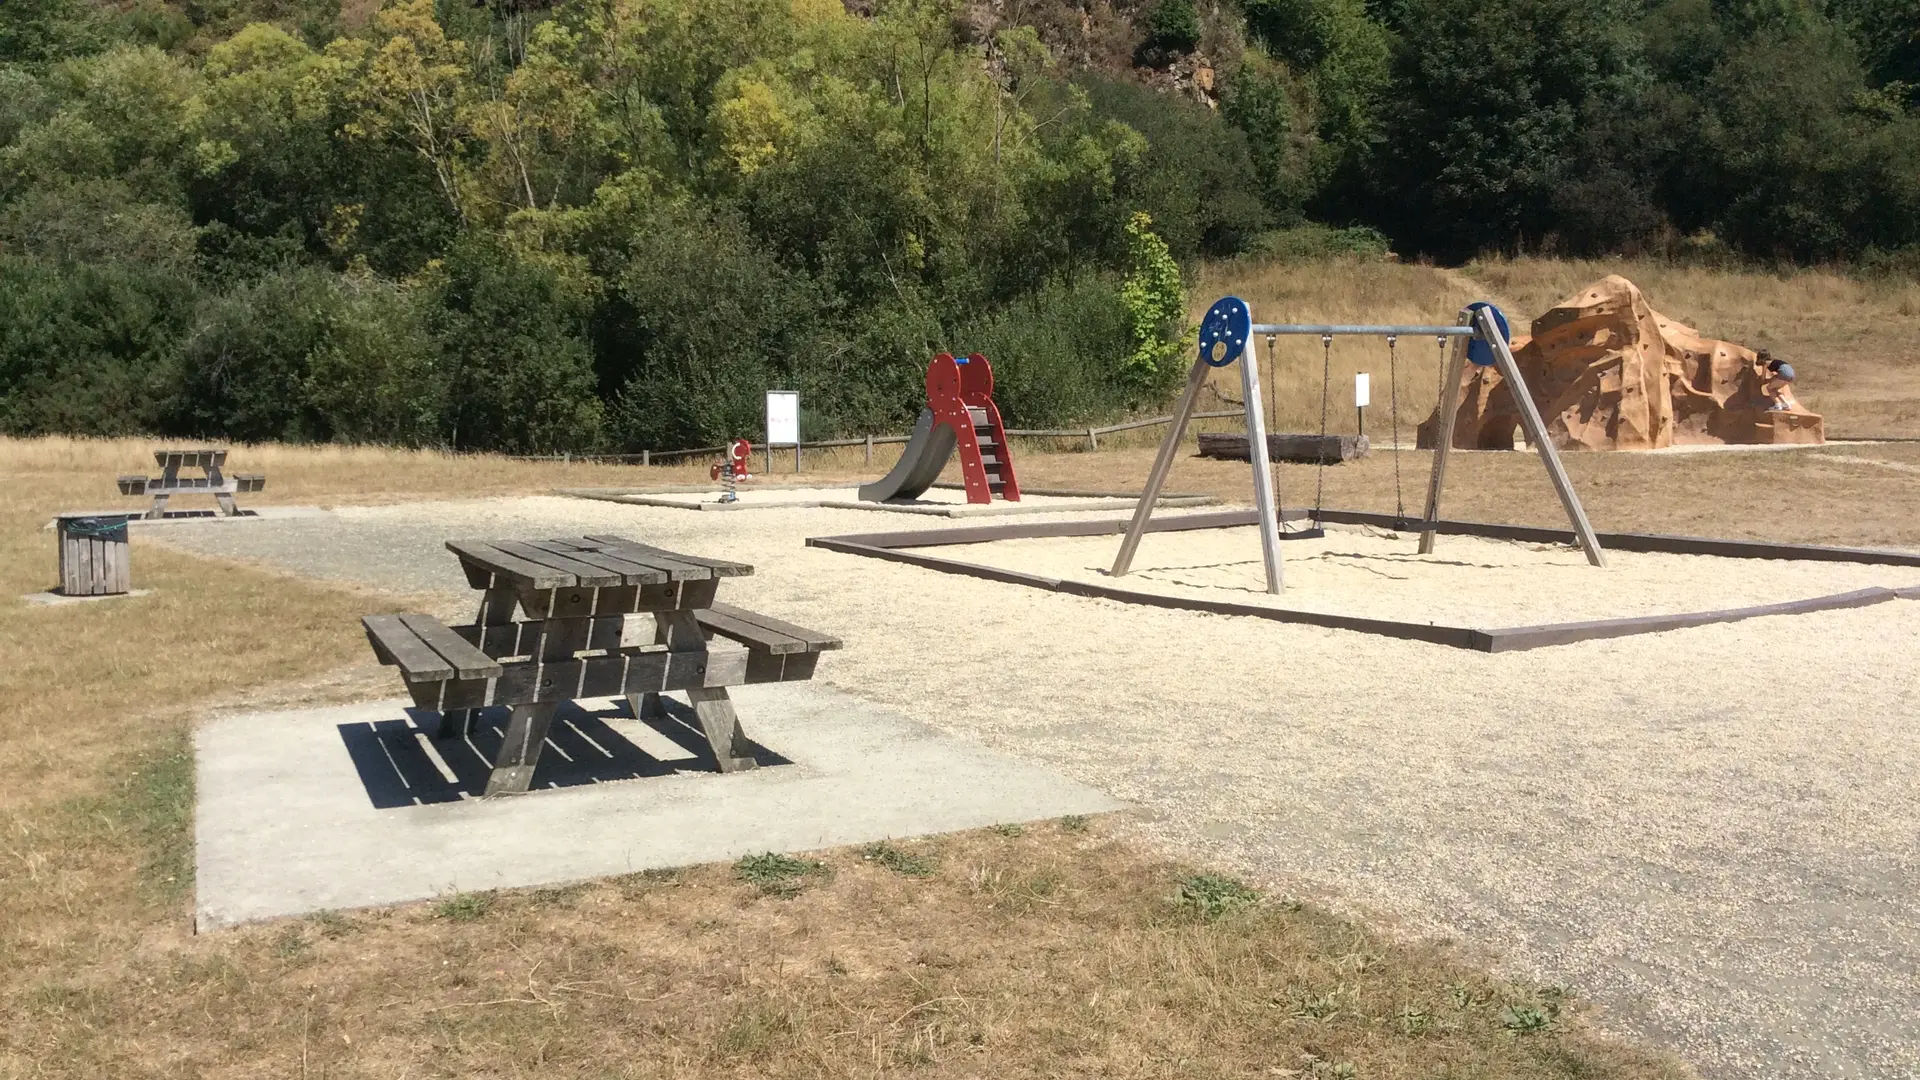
[{"x1": 153, "y1": 496, "x2": 1920, "y2": 1080}]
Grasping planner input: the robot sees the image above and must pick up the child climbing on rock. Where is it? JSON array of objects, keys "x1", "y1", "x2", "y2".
[{"x1": 1756, "y1": 350, "x2": 1800, "y2": 411}]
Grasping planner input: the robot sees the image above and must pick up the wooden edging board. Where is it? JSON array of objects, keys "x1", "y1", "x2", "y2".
[
  {"x1": 805, "y1": 509, "x2": 1920, "y2": 653},
  {"x1": 1314, "y1": 509, "x2": 1920, "y2": 567}
]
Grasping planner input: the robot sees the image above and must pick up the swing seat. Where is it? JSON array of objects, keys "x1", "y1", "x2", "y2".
[{"x1": 1197, "y1": 432, "x2": 1369, "y2": 464}]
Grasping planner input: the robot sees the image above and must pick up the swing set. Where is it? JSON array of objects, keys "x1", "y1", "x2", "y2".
[{"x1": 1115, "y1": 296, "x2": 1606, "y2": 594}]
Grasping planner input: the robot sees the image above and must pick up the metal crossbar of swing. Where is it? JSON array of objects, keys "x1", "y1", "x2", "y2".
[{"x1": 1250, "y1": 324, "x2": 1478, "y2": 336}]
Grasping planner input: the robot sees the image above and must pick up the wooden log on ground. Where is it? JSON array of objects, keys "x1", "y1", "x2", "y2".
[{"x1": 1197, "y1": 432, "x2": 1370, "y2": 464}]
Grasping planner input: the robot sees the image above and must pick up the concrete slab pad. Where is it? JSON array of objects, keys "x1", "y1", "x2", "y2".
[{"x1": 194, "y1": 682, "x2": 1123, "y2": 930}]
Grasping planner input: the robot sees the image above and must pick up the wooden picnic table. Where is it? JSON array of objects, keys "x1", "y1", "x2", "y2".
[
  {"x1": 117, "y1": 448, "x2": 264, "y2": 518},
  {"x1": 362, "y1": 535, "x2": 841, "y2": 796}
]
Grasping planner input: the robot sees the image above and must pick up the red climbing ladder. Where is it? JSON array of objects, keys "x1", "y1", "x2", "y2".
[{"x1": 929, "y1": 352, "x2": 1021, "y2": 504}]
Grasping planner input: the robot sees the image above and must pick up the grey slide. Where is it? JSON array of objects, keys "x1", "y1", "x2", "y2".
[{"x1": 858, "y1": 408, "x2": 956, "y2": 502}]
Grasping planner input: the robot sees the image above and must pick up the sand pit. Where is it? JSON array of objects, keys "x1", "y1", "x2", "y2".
[{"x1": 898, "y1": 524, "x2": 1920, "y2": 628}]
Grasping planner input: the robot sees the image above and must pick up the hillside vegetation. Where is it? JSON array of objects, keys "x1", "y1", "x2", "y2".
[{"x1": 2, "y1": 0, "x2": 1917, "y2": 451}]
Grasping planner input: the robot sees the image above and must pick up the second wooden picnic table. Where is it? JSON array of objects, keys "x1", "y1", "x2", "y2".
[{"x1": 363, "y1": 535, "x2": 840, "y2": 796}]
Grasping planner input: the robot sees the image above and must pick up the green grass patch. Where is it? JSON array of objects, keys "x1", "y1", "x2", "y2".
[
  {"x1": 735, "y1": 852, "x2": 829, "y2": 897},
  {"x1": 861, "y1": 842, "x2": 936, "y2": 877},
  {"x1": 83, "y1": 727, "x2": 197, "y2": 904},
  {"x1": 434, "y1": 892, "x2": 494, "y2": 921},
  {"x1": 1175, "y1": 873, "x2": 1260, "y2": 920}
]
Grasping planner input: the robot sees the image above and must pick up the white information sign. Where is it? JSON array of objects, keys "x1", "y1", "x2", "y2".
[
  {"x1": 1354, "y1": 372, "x2": 1371, "y2": 409},
  {"x1": 765, "y1": 391, "x2": 799, "y2": 446}
]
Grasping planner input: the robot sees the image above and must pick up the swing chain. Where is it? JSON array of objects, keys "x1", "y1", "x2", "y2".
[
  {"x1": 1266, "y1": 334, "x2": 1283, "y2": 525},
  {"x1": 1386, "y1": 334, "x2": 1402, "y2": 523},
  {"x1": 1314, "y1": 333, "x2": 1333, "y2": 516}
]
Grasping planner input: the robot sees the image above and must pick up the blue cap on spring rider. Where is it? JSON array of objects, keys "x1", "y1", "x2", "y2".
[{"x1": 1199, "y1": 297, "x2": 1252, "y2": 368}]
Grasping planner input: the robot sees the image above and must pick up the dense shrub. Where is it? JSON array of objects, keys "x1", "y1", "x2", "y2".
[
  {"x1": 952, "y1": 275, "x2": 1141, "y2": 426},
  {"x1": 427, "y1": 233, "x2": 603, "y2": 453},
  {"x1": 0, "y1": 255, "x2": 196, "y2": 435}
]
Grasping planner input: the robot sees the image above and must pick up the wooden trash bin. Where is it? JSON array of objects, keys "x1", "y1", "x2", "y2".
[{"x1": 56, "y1": 513, "x2": 134, "y2": 596}]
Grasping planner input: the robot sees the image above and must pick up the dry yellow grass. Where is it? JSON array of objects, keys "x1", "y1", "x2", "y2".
[
  {"x1": 1188, "y1": 254, "x2": 1920, "y2": 442},
  {"x1": 0, "y1": 435, "x2": 1685, "y2": 1079},
  {"x1": 1012, "y1": 440, "x2": 1920, "y2": 549},
  {"x1": 1185, "y1": 257, "x2": 1483, "y2": 436}
]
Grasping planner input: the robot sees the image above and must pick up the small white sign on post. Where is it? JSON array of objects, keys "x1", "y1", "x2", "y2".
[
  {"x1": 1354, "y1": 373, "x2": 1371, "y2": 408},
  {"x1": 766, "y1": 391, "x2": 799, "y2": 444},
  {"x1": 766, "y1": 390, "x2": 799, "y2": 473}
]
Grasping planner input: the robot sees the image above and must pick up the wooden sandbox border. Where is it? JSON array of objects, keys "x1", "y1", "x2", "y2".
[{"x1": 806, "y1": 509, "x2": 1920, "y2": 653}]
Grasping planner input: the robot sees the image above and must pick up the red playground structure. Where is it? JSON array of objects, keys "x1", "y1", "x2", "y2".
[{"x1": 858, "y1": 352, "x2": 1021, "y2": 504}]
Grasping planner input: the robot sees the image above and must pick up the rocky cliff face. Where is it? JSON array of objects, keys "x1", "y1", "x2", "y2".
[{"x1": 1417, "y1": 276, "x2": 1824, "y2": 450}]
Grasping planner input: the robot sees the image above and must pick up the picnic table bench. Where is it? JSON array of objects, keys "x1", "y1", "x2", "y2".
[
  {"x1": 118, "y1": 448, "x2": 264, "y2": 518},
  {"x1": 362, "y1": 535, "x2": 841, "y2": 796}
]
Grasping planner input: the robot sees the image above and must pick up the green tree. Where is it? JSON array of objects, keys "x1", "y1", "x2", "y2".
[
  {"x1": 1144, "y1": 0, "x2": 1201, "y2": 53},
  {"x1": 0, "y1": 0, "x2": 103, "y2": 64},
  {"x1": 1118, "y1": 211, "x2": 1185, "y2": 385},
  {"x1": 1368, "y1": 0, "x2": 1640, "y2": 259},
  {"x1": 427, "y1": 232, "x2": 604, "y2": 452}
]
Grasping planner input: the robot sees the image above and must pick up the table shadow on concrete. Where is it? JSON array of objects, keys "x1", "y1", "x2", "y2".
[{"x1": 340, "y1": 699, "x2": 791, "y2": 808}]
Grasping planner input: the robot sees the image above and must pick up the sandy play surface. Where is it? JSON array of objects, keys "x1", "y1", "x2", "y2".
[{"x1": 907, "y1": 523, "x2": 1920, "y2": 626}]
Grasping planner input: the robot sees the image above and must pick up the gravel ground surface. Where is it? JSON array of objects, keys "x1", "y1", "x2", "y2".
[
  {"x1": 922, "y1": 525, "x2": 1920, "y2": 625},
  {"x1": 153, "y1": 496, "x2": 1920, "y2": 1080}
]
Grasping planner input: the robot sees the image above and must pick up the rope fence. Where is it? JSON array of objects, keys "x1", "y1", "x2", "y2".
[{"x1": 506, "y1": 409, "x2": 1249, "y2": 465}]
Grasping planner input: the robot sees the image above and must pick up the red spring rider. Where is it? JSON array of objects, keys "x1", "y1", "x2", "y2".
[{"x1": 710, "y1": 438, "x2": 752, "y2": 502}]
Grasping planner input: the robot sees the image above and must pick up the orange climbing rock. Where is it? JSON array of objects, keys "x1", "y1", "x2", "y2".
[{"x1": 1417, "y1": 275, "x2": 1824, "y2": 450}]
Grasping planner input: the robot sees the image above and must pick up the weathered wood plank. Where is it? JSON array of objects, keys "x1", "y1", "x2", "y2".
[
  {"x1": 138, "y1": 478, "x2": 241, "y2": 494},
  {"x1": 695, "y1": 607, "x2": 809, "y2": 654},
  {"x1": 453, "y1": 614, "x2": 634, "y2": 659},
  {"x1": 487, "y1": 540, "x2": 626, "y2": 586},
  {"x1": 396, "y1": 614, "x2": 505, "y2": 679},
  {"x1": 705, "y1": 601, "x2": 843, "y2": 651},
  {"x1": 1479, "y1": 588, "x2": 1897, "y2": 652},
  {"x1": 582, "y1": 535, "x2": 754, "y2": 578},
  {"x1": 688, "y1": 687, "x2": 757, "y2": 773},
  {"x1": 485, "y1": 702, "x2": 559, "y2": 795},
  {"x1": 576, "y1": 539, "x2": 712, "y2": 581},
  {"x1": 404, "y1": 640, "x2": 794, "y2": 711},
  {"x1": 155, "y1": 448, "x2": 227, "y2": 469},
  {"x1": 744, "y1": 650, "x2": 818, "y2": 683},
  {"x1": 1197, "y1": 432, "x2": 1370, "y2": 464},
  {"x1": 518, "y1": 539, "x2": 669, "y2": 585},
  {"x1": 362, "y1": 615, "x2": 455, "y2": 681},
  {"x1": 445, "y1": 540, "x2": 577, "y2": 589}
]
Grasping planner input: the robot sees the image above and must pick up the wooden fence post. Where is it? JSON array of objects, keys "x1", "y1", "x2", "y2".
[
  {"x1": 865, "y1": 434, "x2": 873, "y2": 464},
  {"x1": 1087, "y1": 427, "x2": 1099, "y2": 452}
]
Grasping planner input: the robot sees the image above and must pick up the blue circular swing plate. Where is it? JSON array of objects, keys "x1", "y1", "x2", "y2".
[
  {"x1": 1466, "y1": 301, "x2": 1510, "y2": 367},
  {"x1": 1198, "y1": 297, "x2": 1251, "y2": 368}
]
